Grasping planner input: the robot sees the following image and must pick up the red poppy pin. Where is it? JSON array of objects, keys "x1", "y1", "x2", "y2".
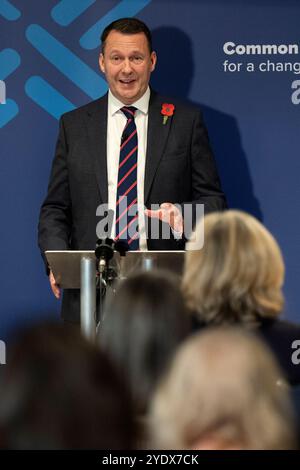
[{"x1": 161, "y1": 103, "x2": 175, "y2": 125}]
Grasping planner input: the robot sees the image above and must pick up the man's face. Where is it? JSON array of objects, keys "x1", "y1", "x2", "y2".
[{"x1": 99, "y1": 30, "x2": 157, "y2": 104}]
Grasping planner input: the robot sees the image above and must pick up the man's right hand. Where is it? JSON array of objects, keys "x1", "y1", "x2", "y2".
[{"x1": 49, "y1": 270, "x2": 61, "y2": 299}]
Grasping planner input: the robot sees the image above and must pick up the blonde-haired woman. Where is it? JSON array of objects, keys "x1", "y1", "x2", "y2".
[
  {"x1": 149, "y1": 328, "x2": 296, "y2": 450},
  {"x1": 182, "y1": 210, "x2": 300, "y2": 385}
]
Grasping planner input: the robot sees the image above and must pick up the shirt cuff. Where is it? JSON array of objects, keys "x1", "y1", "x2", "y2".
[{"x1": 171, "y1": 227, "x2": 183, "y2": 240}]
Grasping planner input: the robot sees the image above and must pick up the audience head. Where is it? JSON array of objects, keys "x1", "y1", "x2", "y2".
[
  {"x1": 99, "y1": 270, "x2": 191, "y2": 415},
  {"x1": 0, "y1": 323, "x2": 135, "y2": 449},
  {"x1": 149, "y1": 327, "x2": 296, "y2": 450},
  {"x1": 183, "y1": 210, "x2": 285, "y2": 325}
]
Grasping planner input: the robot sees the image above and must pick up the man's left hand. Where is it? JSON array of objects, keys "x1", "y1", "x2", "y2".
[{"x1": 145, "y1": 202, "x2": 183, "y2": 234}]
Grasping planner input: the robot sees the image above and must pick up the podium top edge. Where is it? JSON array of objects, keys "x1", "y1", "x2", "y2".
[{"x1": 45, "y1": 250, "x2": 185, "y2": 254}]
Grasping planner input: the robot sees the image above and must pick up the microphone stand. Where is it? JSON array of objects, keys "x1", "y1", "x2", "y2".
[{"x1": 95, "y1": 238, "x2": 128, "y2": 326}]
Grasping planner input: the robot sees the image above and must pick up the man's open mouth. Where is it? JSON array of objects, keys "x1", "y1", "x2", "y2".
[{"x1": 119, "y1": 79, "x2": 136, "y2": 84}]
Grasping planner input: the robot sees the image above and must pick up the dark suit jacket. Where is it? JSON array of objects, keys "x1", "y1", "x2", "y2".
[
  {"x1": 258, "y1": 318, "x2": 300, "y2": 386},
  {"x1": 38, "y1": 91, "x2": 226, "y2": 321},
  {"x1": 192, "y1": 316, "x2": 300, "y2": 386}
]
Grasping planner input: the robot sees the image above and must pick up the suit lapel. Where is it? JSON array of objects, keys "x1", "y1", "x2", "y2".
[
  {"x1": 85, "y1": 94, "x2": 108, "y2": 203},
  {"x1": 84, "y1": 92, "x2": 173, "y2": 205},
  {"x1": 144, "y1": 92, "x2": 173, "y2": 203}
]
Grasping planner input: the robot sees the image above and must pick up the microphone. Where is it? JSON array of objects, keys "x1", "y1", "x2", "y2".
[
  {"x1": 95, "y1": 238, "x2": 129, "y2": 274},
  {"x1": 114, "y1": 240, "x2": 129, "y2": 256},
  {"x1": 95, "y1": 238, "x2": 114, "y2": 274}
]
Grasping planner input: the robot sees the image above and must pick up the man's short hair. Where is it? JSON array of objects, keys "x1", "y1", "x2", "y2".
[{"x1": 101, "y1": 17, "x2": 152, "y2": 54}]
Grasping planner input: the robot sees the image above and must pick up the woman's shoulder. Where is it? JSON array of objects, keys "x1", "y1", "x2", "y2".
[
  {"x1": 258, "y1": 318, "x2": 300, "y2": 385},
  {"x1": 259, "y1": 318, "x2": 300, "y2": 337}
]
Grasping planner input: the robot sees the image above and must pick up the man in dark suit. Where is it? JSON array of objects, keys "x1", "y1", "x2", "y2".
[{"x1": 38, "y1": 18, "x2": 226, "y2": 322}]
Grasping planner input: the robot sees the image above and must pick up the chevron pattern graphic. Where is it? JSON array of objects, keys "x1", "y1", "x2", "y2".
[{"x1": 0, "y1": 0, "x2": 152, "y2": 127}]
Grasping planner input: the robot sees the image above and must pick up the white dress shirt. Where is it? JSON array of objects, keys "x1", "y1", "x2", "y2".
[{"x1": 106, "y1": 87, "x2": 150, "y2": 250}]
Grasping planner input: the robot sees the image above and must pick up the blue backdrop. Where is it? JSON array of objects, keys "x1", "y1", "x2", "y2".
[{"x1": 1, "y1": 0, "x2": 300, "y2": 338}]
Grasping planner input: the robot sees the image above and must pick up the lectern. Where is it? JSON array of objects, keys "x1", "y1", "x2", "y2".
[{"x1": 45, "y1": 250, "x2": 185, "y2": 340}]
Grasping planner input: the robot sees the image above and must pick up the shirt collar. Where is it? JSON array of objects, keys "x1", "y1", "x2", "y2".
[{"x1": 108, "y1": 87, "x2": 150, "y2": 116}]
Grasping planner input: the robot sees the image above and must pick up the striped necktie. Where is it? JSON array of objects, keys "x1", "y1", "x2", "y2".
[{"x1": 115, "y1": 106, "x2": 139, "y2": 250}]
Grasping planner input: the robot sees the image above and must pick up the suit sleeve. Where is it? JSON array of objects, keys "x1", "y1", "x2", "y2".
[
  {"x1": 176, "y1": 110, "x2": 227, "y2": 242},
  {"x1": 190, "y1": 110, "x2": 227, "y2": 212},
  {"x1": 38, "y1": 116, "x2": 72, "y2": 273}
]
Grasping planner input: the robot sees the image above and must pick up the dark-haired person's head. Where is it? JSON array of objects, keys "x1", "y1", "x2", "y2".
[
  {"x1": 0, "y1": 323, "x2": 135, "y2": 449},
  {"x1": 98, "y1": 270, "x2": 191, "y2": 415},
  {"x1": 99, "y1": 18, "x2": 157, "y2": 105},
  {"x1": 101, "y1": 18, "x2": 153, "y2": 53}
]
